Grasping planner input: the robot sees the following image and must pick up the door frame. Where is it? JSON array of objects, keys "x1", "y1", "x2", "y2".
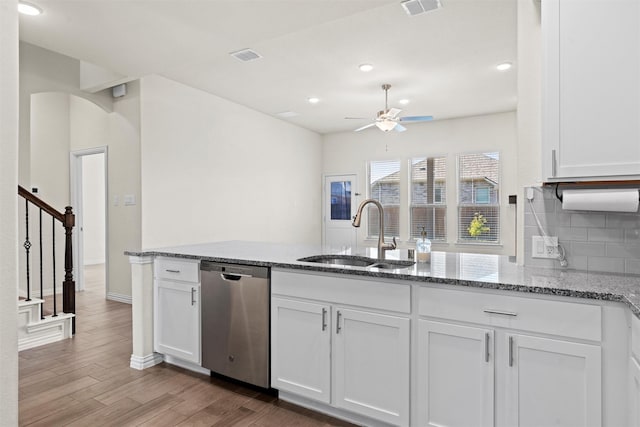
[
  {"x1": 322, "y1": 173, "x2": 359, "y2": 249},
  {"x1": 69, "y1": 146, "x2": 108, "y2": 294}
]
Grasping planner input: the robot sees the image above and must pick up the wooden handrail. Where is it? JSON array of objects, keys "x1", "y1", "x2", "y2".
[{"x1": 18, "y1": 186, "x2": 64, "y2": 222}]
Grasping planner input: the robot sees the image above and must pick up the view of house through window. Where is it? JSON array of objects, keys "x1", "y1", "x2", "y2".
[
  {"x1": 457, "y1": 152, "x2": 500, "y2": 243},
  {"x1": 410, "y1": 157, "x2": 446, "y2": 241},
  {"x1": 368, "y1": 160, "x2": 401, "y2": 238},
  {"x1": 330, "y1": 181, "x2": 351, "y2": 220}
]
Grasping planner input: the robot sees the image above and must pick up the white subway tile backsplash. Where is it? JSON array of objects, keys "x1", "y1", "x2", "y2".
[{"x1": 524, "y1": 187, "x2": 640, "y2": 274}]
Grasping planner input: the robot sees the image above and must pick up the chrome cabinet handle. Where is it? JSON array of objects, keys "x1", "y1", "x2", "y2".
[
  {"x1": 165, "y1": 269, "x2": 180, "y2": 273},
  {"x1": 336, "y1": 311, "x2": 342, "y2": 334},
  {"x1": 483, "y1": 309, "x2": 518, "y2": 317},
  {"x1": 191, "y1": 287, "x2": 196, "y2": 306},
  {"x1": 322, "y1": 308, "x2": 327, "y2": 331},
  {"x1": 509, "y1": 336, "x2": 514, "y2": 367},
  {"x1": 485, "y1": 333, "x2": 490, "y2": 363},
  {"x1": 551, "y1": 149, "x2": 557, "y2": 177}
]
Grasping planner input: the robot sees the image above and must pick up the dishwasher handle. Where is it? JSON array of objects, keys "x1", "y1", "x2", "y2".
[{"x1": 220, "y1": 272, "x2": 252, "y2": 281}]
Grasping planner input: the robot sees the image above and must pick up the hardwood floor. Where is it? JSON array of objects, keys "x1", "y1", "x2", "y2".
[{"x1": 19, "y1": 265, "x2": 356, "y2": 426}]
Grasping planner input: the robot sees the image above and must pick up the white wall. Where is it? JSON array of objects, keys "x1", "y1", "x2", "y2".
[
  {"x1": 322, "y1": 112, "x2": 518, "y2": 255},
  {"x1": 140, "y1": 75, "x2": 323, "y2": 248},
  {"x1": 0, "y1": 0, "x2": 19, "y2": 422},
  {"x1": 81, "y1": 154, "x2": 106, "y2": 265}
]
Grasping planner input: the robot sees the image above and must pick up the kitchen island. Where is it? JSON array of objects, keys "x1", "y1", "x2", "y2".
[{"x1": 126, "y1": 241, "x2": 640, "y2": 427}]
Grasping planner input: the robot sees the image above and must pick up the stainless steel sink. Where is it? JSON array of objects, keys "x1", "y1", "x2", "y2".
[{"x1": 298, "y1": 255, "x2": 414, "y2": 270}]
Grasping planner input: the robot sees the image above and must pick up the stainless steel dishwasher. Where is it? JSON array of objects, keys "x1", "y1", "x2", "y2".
[{"x1": 200, "y1": 261, "x2": 270, "y2": 388}]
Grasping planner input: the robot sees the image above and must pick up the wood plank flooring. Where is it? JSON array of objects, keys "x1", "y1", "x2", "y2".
[{"x1": 19, "y1": 265, "x2": 356, "y2": 426}]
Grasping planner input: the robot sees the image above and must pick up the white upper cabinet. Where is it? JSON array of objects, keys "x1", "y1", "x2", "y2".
[{"x1": 542, "y1": 0, "x2": 640, "y2": 181}]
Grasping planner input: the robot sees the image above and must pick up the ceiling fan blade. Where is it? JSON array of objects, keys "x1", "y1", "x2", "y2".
[
  {"x1": 386, "y1": 108, "x2": 402, "y2": 118},
  {"x1": 399, "y1": 115, "x2": 434, "y2": 122},
  {"x1": 354, "y1": 123, "x2": 376, "y2": 132},
  {"x1": 394, "y1": 123, "x2": 407, "y2": 132}
]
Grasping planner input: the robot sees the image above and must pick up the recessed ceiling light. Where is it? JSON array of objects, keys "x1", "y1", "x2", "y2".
[
  {"x1": 359, "y1": 64, "x2": 374, "y2": 72},
  {"x1": 399, "y1": 99, "x2": 410, "y2": 105},
  {"x1": 496, "y1": 62, "x2": 512, "y2": 71},
  {"x1": 18, "y1": 1, "x2": 42, "y2": 15},
  {"x1": 308, "y1": 97, "x2": 320, "y2": 104}
]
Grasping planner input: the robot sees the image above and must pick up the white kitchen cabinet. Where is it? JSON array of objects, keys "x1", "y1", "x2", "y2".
[
  {"x1": 542, "y1": 0, "x2": 640, "y2": 181},
  {"x1": 333, "y1": 308, "x2": 410, "y2": 426},
  {"x1": 419, "y1": 286, "x2": 603, "y2": 427},
  {"x1": 271, "y1": 297, "x2": 331, "y2": 403},
  {"x1": 154, "y1": 258, "x2": 200, "y2": 365},
  {"x1": 271, "y1": 269, "x2": 411, "y2": 427},
  {"x1": 417, "y1": 320, "x2": 494, "y2": 427},
  {"x1": 630, "y1": 358, "x2": 640, "y2": 427},
  {"x1": 504, "y1": 334, "x2": 601, "y2": 427}
]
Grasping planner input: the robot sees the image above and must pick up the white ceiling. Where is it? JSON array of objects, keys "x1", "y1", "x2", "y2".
[{"x1": 19, "y1": 0, "x2": 517, "y2": 134}]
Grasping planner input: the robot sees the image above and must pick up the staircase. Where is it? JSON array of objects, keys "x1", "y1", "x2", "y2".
[
  {"x1": 18, "y1": 299, "x2": 73, "y2": 351},
  {"x1": 18, "y1": 185, "x2": 76, "y2": 351}
]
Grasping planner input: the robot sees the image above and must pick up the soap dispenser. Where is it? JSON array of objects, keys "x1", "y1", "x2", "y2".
[{"x1": 416, "y1": 226, "x2": 431, "y2": 263}]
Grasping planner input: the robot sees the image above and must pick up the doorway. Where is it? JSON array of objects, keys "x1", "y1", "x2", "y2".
[
  {"x1": 70, "y1": 147, "x2": 108, "y2": 296},
  {"x1": 323, "y1": 174, "x2": 358, "y2": 250}
]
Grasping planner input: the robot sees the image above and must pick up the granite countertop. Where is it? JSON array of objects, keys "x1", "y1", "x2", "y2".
[{"x1": 126, "y1": 240, "x2": 640, "y2": 318}]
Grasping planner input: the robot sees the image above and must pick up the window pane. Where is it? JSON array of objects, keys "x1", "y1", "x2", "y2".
[
  {"x1": 330, "y1": 181, "x2": 351, "y2": 220},
  {"x1": 410, "y1": 157, "x2": 446, "y2": 240},
  {"x1": 458, "y1": 152, "x2": 500, "y2": 243},
  {"x1": 368, "y1": 160, "x2": 400, "y2": 238}
]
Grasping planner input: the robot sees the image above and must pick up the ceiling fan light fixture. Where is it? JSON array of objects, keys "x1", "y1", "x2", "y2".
[
  {"x1": 375, "y1": 120, "x2": 397, "y2": 132},
  {"x1": 18, "y1": 1, "x2": 42, "y2": 15},
  {"x1": 359, "y1": 64, "x2": 374, "y2": 72}
]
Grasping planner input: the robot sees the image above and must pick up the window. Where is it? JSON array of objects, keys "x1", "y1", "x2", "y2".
[
  {"x1": 410, "y1": 157, "x2": 446, "y2": 241},
  {"x1": 368, "y1": 160, "x2": 400, "y2": 238},
  {"x1": 457, "y1": 152, "x2": 500, "y2": 243},
  {"x1": 330, "y1": 181, "x2": 351, "y2": 220}
]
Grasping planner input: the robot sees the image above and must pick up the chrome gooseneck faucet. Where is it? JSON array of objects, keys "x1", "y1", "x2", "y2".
[{"x1": 352, "y1": 198, "x2": 397, "y2": 259}]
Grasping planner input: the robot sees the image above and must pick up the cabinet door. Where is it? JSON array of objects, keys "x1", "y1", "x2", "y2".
[
  {"x1": 155, "y1": 280, "x2": 200, "y2": 364},
  {"x1": 271, "y1": 297, "x2": 331, "y2": 403},
  {"x1": 417, "y1": 320, "x2": 494, "y2": 427},
  {"x1": 505, "y1": 334, "x2": 601, "y2": 427},
  {"x1": 543, "y1": 0, "x2": 640, "y2": 180},
  {"x1": 333, "y1": 308, "x2": 410, "y2": 427},
  {"x1": 630, "y1": 357, "x2": 640, "y2": 427}
]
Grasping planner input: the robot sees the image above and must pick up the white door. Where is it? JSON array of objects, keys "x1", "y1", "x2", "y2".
[
  {"x1": 155, "y1": 280, "x2": 200, "y2": 364},
  {"x1": 505, "y1": 334, "x2": 601, "y2": 427},
  {"x1": 323, "y1": 174, "x2": 358, "y2": 250},
  {"x1": 271, "y1": 297, "x2": 331, "y2": 403},
  {"x1": 417, "y1": 320, "x2": 494, "y2": 427},
  {"x1": 333, "y1": 307, "x2": 410, "y2": 426}
]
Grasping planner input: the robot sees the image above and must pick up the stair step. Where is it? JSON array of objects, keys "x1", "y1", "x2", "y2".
[{"x1": 19, "y1": 313, "x2": 74, "y2": 352}]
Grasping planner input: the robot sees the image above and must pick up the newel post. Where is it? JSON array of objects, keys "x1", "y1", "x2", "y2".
[{"x1": 63, "y1": 206, "x2": 76, "y2": 334}]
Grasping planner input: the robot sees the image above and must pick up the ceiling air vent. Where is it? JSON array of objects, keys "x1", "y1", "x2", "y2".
[
  {"x1": 401, "y1": 0, "x2": 442, "y2": 16},
  {"x1": 230, "y1": 48, "x2": 262, "y2": 62}
]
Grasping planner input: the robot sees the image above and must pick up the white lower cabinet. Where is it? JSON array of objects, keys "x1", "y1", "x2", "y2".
[
  {"x1": 417, "y1": 320, "x2": 494, "y2": 427},
  {"x1": 271, "y1": 297, "x2": 331, "y2": 403},
  {"x1": 271, "y1": 270, "x2": 410, "y2": 426},
  {"x1": 333, "y1": 308, "x2": 410, "y2": 426},
  {"x1": 154, "y1": 258, "x2": 201, "y2": 365},
  {"x1": 630, "y1": 358, "x2": 640, "y2": 427},
  {"x1": 505, "y1": 334, "x2": 601, "y2": 427}
]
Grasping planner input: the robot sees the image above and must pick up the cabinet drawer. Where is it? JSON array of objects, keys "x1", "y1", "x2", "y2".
[
  {"x1": 155, "y1": 257, "x2": 200, "y2": 283},
  {"x1": 272, "y1": 269, "x2": 410, "y2": 314},
  {"x1": 632, "y1": 314, "x2": 640, "y2": 362},
  {"x1": 419, "y1": 286, "x2": 601, "y2": 341}
]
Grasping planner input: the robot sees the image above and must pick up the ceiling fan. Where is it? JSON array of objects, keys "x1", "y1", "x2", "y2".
[{"x1": 346, "y1": 84, "x2": 433, "y2": 132}]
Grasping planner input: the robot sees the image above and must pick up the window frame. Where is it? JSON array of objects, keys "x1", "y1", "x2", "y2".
[
  {"x1": 367, "y1": 159, "x2": 401, "y2": 239},
  {"x1": 408, "y1": 156, "x2": 447, "y2": 242}
]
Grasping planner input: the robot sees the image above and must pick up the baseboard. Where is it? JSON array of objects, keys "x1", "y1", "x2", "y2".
[
  {"x1": 107, "y1": 292, "x2": 132, "y2": 304},
  {"x1": 164, "y1": 354, "x2": 211, "y2": 376},
  {"x1": 130, "y1": 352, "x2": 164, "y2": 370}
]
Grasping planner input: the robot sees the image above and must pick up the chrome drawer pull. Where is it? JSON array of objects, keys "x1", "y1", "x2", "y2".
[
  {"x1": 483, "y1": 309, "x2": 518, "y2": 317},
  {"x1": 165, "y1": 269, "x2": 180, "y2": 273}
]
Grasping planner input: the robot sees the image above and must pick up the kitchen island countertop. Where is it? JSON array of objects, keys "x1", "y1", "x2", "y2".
[{"x1": 126, "y1": 240, "x2": 640, "y2": 318}]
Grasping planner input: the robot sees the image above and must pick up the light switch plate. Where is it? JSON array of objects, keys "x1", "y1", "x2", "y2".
[
  {"x1": 123, "y1": 194, "x2": 136, "y2": 206},
  {"x1": 532, "y1": 235, "x2": 559, "y2": 259}
]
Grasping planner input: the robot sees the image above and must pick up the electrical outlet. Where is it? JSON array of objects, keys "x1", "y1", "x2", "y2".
[{"x1": 531, "y1": 235, "x2": 559, "y2": 259}]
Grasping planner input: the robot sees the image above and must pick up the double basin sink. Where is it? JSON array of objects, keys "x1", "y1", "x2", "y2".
[{"x1": 298, "y1": 254, "x2": 415, "y2": 271}]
